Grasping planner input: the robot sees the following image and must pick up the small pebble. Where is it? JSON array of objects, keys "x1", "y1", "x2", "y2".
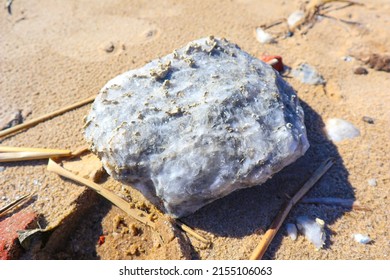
[
  {"x1": 286, "y1": 223, "x2": 298, "y2": 241},
  {"x1": 1, "y1": 196, "x2": 7, "y2": 201},
  {"x1": 104, "y1": 42, "x2": 115, "y2": 53},
  {"x1": 362, "y1": 116, "x2": 374, "y2": 124},
  {"x1": 367, "y1": 178, "x2": 377, "y2": 187},
  {"x1": 255, "y1": 27, "x2": 275, "y2": 44},
  {"x1": 342, "y1": 56, "x2": 353, "y2": 62},
  {"x1": 354, "y1": 67, "x2": 368, "y2": 75},
  {"x1": 353, "y1": 233, "x2": 371, "y2": 244},
  {"x1": 292, "y1": 63, "x2": 325, "y2": 85},
  {"x1": 0, "y1": 166, "x2": 5, "y2": 172},
  {"x1": 287, "y1": 10, "x2": 305, "y2": 29},
  {"x1": 325, "y1": 118, "x2": 360, "y2": 142}
]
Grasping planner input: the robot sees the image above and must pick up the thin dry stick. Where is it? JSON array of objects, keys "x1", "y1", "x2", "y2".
[
  {"x1": 47, "y1": 159, "x2": 155, "y2": 229},
  {"x1": 176, "y1": 220, "x2": 210, "y2": 244},
  {"x1": 0, "y1": 95, "x2": 95, "y2": 139},
  {"x1": 69, "y1": 146, "x2": 90, "y2": 157},
  {"x1": 249, "y1": 158, "x2": 334, "y2": 260},
  {"x1": 0, "y1": 151, "x2": 72, "y2": 162},
  {"x1": 0, "y1": 193, "x2": 33, "y2": 216},
  {"x1": 0, "y1": 146, "x2": 71, "y2": 153}
]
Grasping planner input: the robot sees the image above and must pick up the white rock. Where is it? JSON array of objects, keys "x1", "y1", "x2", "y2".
[
  {"x1": 286, "y1": 223, "x2": 298, "y2": 241},
  {"x1": 325, "y1": 118, "x2": 360, "y2": 142},
  {"x1": 84, "y1": 37, "x2": 309, "y2": 217},
  {"x1": 292, "y1": 63, "x2": 325, "y2": 85},
  {"x1": 367, "y1": 178, "x2": 377, "y2": 187},
  {"x1": 287, "y1": 10, "x2": 305, "y2": 29},
  {"x1": 255, "y1": 27, "x2": 275, "y2": 44},
  {"x1": 353, "y1": 233, "x2": 371, "y2": 244},
  {"x1": 296, "y1": 216, "x2": 326, "y2": 250}
]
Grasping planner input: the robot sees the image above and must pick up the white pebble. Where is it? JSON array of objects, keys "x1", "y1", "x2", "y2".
[
  {"x1": 1, "y1": 196, "x2": 7, "y2": 201},
  {"x1": 341, "y1": 56, "x2": 353, "y2": 62},
  {"x1": 287, "y1": 10, "x2": 305, "y2": 29},
  {"x1": 367, "y1": 178, "x2": 377, "y2": 187},
  {"x1": 255, "y1": 27, "x2": 275, "y2": 44},
  {"x1": 286, "y1": 223, "x2": 298, "y2": 241},
  {"x1": 292, "y1": 63, "x2": 325, "y2": 85},
  {"x1": 296, "y1": 216, "x2": 326, "y2": 250},
  {"x1": 0, "y1": 166, "x2": 5, "y2": 172},
  {"x1": 325, "y1": 118, "x2": 360, "y2": 142},
  {"x1": 353, "y1": 233, "x2": 371, "y2": 244}
]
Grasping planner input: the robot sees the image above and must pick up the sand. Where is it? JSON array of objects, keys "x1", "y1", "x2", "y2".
[{"x1": 0, "y1": 0, "x2": 389, "y2": 260}]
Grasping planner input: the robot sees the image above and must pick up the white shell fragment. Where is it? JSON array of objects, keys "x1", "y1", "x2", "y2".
[
  {"x1": 296, "y1": 216, "x2": 326, "y2": 250},
  {"x1": 286, "y1": 223, "x2": 298, "y2": 241},
  {"x1": 287, "y1": 10, "x2": 305, "y2": 29},
  {"x1": 255, "y1": 27, "x2": 275, "y2": 44},
  {"x1": 353, "y1": 233, "x2": 371, "y2": 244},
  {"x1": 367, "y1": 178, "x2": 377, "y2": 187},
  {"x1": 325, "y1": 118, "x2": 360, "y2": 142},
  {"x1": 84, "y1": 37, "x2": 310, "y2": 217},
  {"x1": 292, "y1": 63, "x2": 325, "y2": 85}
]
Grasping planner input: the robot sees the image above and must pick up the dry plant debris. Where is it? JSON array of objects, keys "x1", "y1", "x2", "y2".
[
  {"x1": 0, "y1": 95, "x2": 95, "y2": 139},
  {"x1": 260, "y1": 0, "x2": 363, "y2": 37},
  {"x1": 249, "y1": 158, "x2": 334, "y2": 260}
]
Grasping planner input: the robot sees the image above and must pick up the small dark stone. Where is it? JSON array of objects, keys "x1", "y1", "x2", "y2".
[
  {"x1": 354, "y1": 67, "x2": 368, "y2": 75},
  {"x1": 362, "y1": 116, "x2": 374, "y2": 124},
  {"x1": 104, "y1": 42, "x2": 115, "y2": 53}
]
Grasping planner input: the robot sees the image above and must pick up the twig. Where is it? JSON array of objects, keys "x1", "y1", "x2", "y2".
[
  {"x1": 301, "y1": 197, "x2": 371, "y2": 211},
  {"x1": 249, "y1": 158, "x2": 334, "y2": 260},
  {"x1": 0, "y1": 95, "x2": 95, "y2": 139},
  {"x1": 47, "y1": 159, "x2": 155, "y2": 229},
  {"x1": 0, "y1": 151, "x2": 73, "y2": 162},
  {"x1": 0, "y1": 146, "x2": 71, "y2": 153},
  {"x1": 69, "y1": 146, "x2": 90, "y2": 157},
  {"x1": 319, "y1": 13, "x2": 363, "y2": 26},
  {"x1": 176, "y1": 220, "x2": 210, "y2": 245},
  {"x1": 0, "y1": 193, "x2": 33, "y2": 216}
]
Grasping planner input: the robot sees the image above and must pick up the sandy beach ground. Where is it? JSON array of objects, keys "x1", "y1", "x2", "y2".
[{"x1": 0, "y1": 0, "x2": 389, "y2": 260}]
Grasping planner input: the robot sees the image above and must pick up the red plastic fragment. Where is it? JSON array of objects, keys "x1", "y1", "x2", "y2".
[{"x1": 260, "y1": 55, "x2": 284, "y2": 72}]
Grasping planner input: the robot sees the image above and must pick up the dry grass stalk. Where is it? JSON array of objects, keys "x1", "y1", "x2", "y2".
[
  {"x1": 176, "y1": 220, "x2": 210, "y2": 245},
  {"x1": 0, "y1": 95, "x2": 95, "y2": 139},
  {"x1": 0, "y1": 151, "x2": 73, "y2": 162},
  {"x1": 0, "y1": 146, "x2": 71, "y2": 153},
  {"x1": 69, "y1": 146, "x2": 90, "y2": 157},
  {"x1": 0, "y1": 146, "x2": 91, "y2": 162},
  {"x1": 0, "y1": 193, "x2": 33, "y2": 216},
  {"x1": 47, "y1": 159, "x2": 155, "y2": 229},
  {"x1": 249, "y1": 158, "x2": 334, "y2": 260}
]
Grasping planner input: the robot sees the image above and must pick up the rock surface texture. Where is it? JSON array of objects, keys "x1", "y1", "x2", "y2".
[{"x1": 84, "y1": 37, "x2": 309, "y2": 217}]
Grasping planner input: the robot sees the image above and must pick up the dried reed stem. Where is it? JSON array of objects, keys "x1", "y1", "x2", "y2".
[
  {"x1": 0, "y1": 151, "x2": 73, "y2": 162},
  {"x1": 0, "y1": 193, "x2": 33, "y2": 216},
  {"x1": 0, "y1": 146, "x2": 71, "y2": 153},
  {"x1": 0, "y1": 95, "x2": 95, "y2": 139},
  {"x1": 47, "y1": 159, "x2": 155, "y2": 229},
  {"x1": 249, "y1": 158, "x2": 334, "y2": 260},
  {"x1": 176, "y1": 220, "x2": 210, "y2": 244}
]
